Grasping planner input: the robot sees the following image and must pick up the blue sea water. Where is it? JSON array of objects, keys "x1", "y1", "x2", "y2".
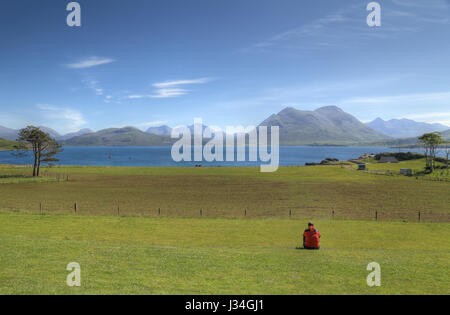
[{"x1": 0, "y1": 146, "x2": 425, "y2": 167}]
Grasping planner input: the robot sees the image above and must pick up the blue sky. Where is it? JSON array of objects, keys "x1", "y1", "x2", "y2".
[{"x1": 0, "y1": 0, "x2": 449, "y2": 134}]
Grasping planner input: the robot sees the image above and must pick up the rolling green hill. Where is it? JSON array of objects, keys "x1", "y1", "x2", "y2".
[
  {"x1": 259, "y1": 106, "x2": 390, "y2": 145},
  {"x1": 63, "y1": 127, "x2": 173, "y2": 146},
  {"x1": 0, "y1": 138, "x2": 20, "y2": 151}
]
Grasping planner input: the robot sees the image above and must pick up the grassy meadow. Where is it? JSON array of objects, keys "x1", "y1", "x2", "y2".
[
  {"x1": 0, "y1": 213, "x2": 449, "y2": 295},
  {"x1": 363, "y1": 159, "x2": 449, "y2": 180},
  {"x1": 0, "y1": 160, "x2": 449, "y2": 294},
  {"x1": 0, "y1": 161, "x2": 449, "y2": 221},
  {"x1": 0, "y1": 138, "x2": 19, "y2": 151}
]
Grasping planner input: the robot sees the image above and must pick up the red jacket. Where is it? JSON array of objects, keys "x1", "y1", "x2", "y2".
[{"x1": 303, "y1": 227, "x2": 320, "y2": 249}]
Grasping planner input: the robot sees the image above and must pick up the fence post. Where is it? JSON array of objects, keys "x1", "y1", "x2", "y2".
[
  {"x1": 74, "y1": 203, "x2": 78, "y2": 214},
  {"x1": 117, "y1": 202, "x2": 120, "y2": 216},
  {"x1": 158, "y1": 208, "x2": 161, "y2": 216},
  {"x1": 289, "y1": 210, "x2": 292, "y2": 218},
  {"x1": 332, "y1": 209, "x2": 335, "y2": 219},
  {"x1": 245, "y1": 209, "x2": 247, "y2": 217},
  {"x1": 375, "y1": 211, "x2": 378, "y2": 221},
  {"x1": 200, "y1": 209, "x2": 203, "y2": 217},
  {"x1": 418, "y1": 211, "x2": 421, "y2": 222}
]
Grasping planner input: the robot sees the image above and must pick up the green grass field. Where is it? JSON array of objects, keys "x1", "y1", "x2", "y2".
[
  {"x1": 0, "y1": 213, "x2": 448, "y2": 295},
  {"x1": 0, "y1": 161, "x2": 449, "y2": 294},
  {"x1": 353, "y1": 158, "x2": 449, "y2": 182},
  {"x1": 0, "y1": 162, "x2": 449, "y2": 221},
  {"x1": 0, "y1": 139, "x2": 19, "y2": 151}
]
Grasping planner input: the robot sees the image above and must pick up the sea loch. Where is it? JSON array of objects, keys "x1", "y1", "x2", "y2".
[{"x1": 0, "y1": 146, "x2": 424, "y2": 168}]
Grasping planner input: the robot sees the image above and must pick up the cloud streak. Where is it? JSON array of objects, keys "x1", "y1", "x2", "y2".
[
  {"x1": 128, "y1": 88, "x2": 188, "y2": 99},
  {"x1": 83, "y1": 79, "x2": 104, "y2": 96},
  {"x1": 153, "y1": 78, "x2": 213, "y2": 88},
  {"x1": 66, "y1": 57, "x2": 115, "y2": 69},
  {"x1": 246, "y1": 14, "x2": 348, "y2": 52},
  {"x1": 243, "y1": 0, "x2": 449, "y2": 54},
  {"x1": 128, "y1": 77, "x2": 214, "y2": 99}
]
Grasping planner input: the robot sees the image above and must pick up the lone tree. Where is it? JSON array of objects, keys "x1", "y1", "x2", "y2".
[
  {"x1": 16, "y1": 126, "x2": 63, "y2": 177},
  {"x1": 418, "y1": 132, "x2": 442, "y2": 172}
]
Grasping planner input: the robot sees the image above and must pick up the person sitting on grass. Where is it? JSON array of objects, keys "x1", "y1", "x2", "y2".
[{"x1": 303, "y1": 222, "x2": 321, "y2": 250}]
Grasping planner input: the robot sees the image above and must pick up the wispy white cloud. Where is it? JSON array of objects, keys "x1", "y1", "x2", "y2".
[
  {"x1": 66, "y1": 57, "x2": 115, "y2": 69},
  {"x1": 127, "y1": 95, "x2": 146, "y2": 99},
  {"x1": 83, "y1": 79, "x2": 104, "y2": 96},
  {"x1": 37, "y1": 104, "x2": 87, "y2": 133},
  {"x1": 246, "y1": 14, "x2": 348, "y2": 52},
  {"x1": 104, "y1": 95, "x2": 113, "y2": 103},
  {"x1": 392, "y1": 0, "x2": 449, "y2": 10},
  {"x1": 243, "y1": 0, "x2": 449, "y2": 53},
  {"x1": 128, "y1": 88, "x2": 187, "y2": 99},
  {"x1": 153, "y1": 78, "x2": 214, "y2": 88},
  {"x1": 390, "y1": 0, "x2": 450, "y2": 24},
  {"x1": 128, "y1": 77, "x2": 214, "y2": 99},
  {"x1": 213, "y1": 76, "x2": 403, "y2": 110}
]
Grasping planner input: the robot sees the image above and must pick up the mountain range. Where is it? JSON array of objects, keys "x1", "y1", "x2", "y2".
[
  {"x1": 63, "y1": 127, "x2": 173, "y2": 146},
  {"x1": 1, "y1": 106, "x2": 449, "y2": 146},
  {"x1": 365, "y1": 118, "x2": 448, "y2": 138},
  {"x1": 58, "y1": 128, "x2": 94, "y2": 141},
  {"x1": 0, "y1": 126, "x2": 93, "y2": 141},
  {"x1": 259, "y1": 106, "x2": 389, "y2": 145},
  {"x1": 146, "y1": 125, "x2": 172, "y2": 136},
  {"x1": 368, "y1": 129, "x2": 450, "y2": 147},
  {"x1": 0, "y1": 126, "x2": 18, "y2": 141}
]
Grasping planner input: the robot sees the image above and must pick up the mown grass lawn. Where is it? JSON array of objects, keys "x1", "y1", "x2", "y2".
[{"x1": 0, "y1": 213, "x2": 448, "y2": 295}]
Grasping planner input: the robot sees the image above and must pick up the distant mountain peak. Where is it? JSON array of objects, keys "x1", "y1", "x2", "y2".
[
  {"x1": 260, "y1": 105, "x2": 389, "y2": 145},
  {"x1": 79, "y1": 128, "x2": 93, "y2": 132},
  {"x1": 146, "y1": 125, "x2": 172, "y2": 136},
  {"x1": 365, "y1": 117, "x2": 448, "y2": 138},
  {"x1": 37, "y1": 126, "x2": 61, "y2": 138},
  {"x1": 0, "y1": 125, "x2": 18, "y2": 141},
  {"x1": 315, "y1": 105, "x2": 343, "y2": 112},
  {"x1": 278, "y1": 107, "x2": 297, "y2": 115},
  {"x1": 64, "y1": 126, "x2": 173, "y2": 146},
  {"x1": 59, "y1": 128, "x2": 94, "y2": 141}
]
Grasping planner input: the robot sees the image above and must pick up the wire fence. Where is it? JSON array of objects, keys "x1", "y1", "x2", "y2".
[
  {"x1": 1, "y1": 167, "x2": 448, "y2": 222},
  {"x1": 1, "y1": 203, "x2": 449, "y2": 223}
]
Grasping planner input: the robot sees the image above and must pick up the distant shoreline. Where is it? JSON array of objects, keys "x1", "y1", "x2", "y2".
[{"x1": 0, "y1": 145, "x2": 427, "y2": 168}]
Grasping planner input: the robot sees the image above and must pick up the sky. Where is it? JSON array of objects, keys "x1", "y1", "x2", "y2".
[{"x1": 0, "y1": 0, "x2": 449, "y2": 134}]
